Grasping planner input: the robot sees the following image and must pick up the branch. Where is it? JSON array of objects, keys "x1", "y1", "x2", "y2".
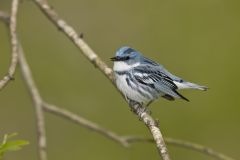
[
  {"x1": 32, "y1": 0, "x2": 114, "y2": 83},
  {"x1": 0, "y1": 9, "x2": 48, "y2": 160},
  {"x1": 165, "y1": 138, "x2": 235, "y2": 160},
  {"x1": 0, "y1": 6, "x2": 18, "y2": 91},
  {"x1": 17, "y1": 44, "x2": 47, "y2": 160},
  {"x1": 124, "y1": 136, "x2": 235, "y2": 160},
  {"x1": 42, "y1": 102, "x2": 129, "y2": 147},
  {"x1": 130, "y1": 103, "x2": 170, "y2": 159}
]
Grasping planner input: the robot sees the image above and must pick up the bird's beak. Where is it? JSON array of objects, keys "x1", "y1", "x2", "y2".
[
  {"x1": 110, "y1": 56, "x2": 129, "y2": 61},
  {"x1": 110, "y1": 56, "x2": 120, "y2": 61}
]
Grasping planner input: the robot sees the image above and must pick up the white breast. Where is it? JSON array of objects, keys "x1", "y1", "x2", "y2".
[{"x1": 115, "y1": 73, "x2": 150, "y2": 104}]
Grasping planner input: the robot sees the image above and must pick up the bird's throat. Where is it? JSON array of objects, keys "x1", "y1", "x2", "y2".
[{"x1": 113, "y1": 62, "x2": 140, "y2": 72}]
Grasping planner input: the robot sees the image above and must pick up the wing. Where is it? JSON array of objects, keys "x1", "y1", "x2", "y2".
[
  {"x1": 142, "y1": 56, "x2": 183, "y2": 82},
  {"x1": 132, "y1": 65, "x2": 189, "y2": 101}
]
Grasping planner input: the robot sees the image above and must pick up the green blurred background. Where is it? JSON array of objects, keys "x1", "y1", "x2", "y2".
[{"x1": 0, "y1": 0, "x2": 239, "y2": 159}]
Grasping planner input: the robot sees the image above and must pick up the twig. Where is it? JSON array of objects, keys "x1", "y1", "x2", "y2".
[
  {"x1": 18, "y1": 44, "x2": 47, "y2": 160},
  {"x1": 0, "y1": 9, "x2": 48, "y2": 160},
  {"x1": 42, "y1": 102, "x2": 129, "y2": 147},
  {"x1": 33, "y1": 0, "x2": 114, "y2": 83},
  {"x1": 32, "y1": 0, "x2": 170, "y2": 159},
  {"x1": 165, "y1": 138, "x2": 235, "y2": 160},
  {"x1": 124, "y1": 136, "x2": 235, "y2": 160},
  {"x1": 0, "y1": 6, "x2": 18, "y2": 91},
  {"x1": 130, "y1": 103, "x2": 170, "y2": 160}
]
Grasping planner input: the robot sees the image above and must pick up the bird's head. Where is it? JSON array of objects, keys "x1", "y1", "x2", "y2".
[{"x1": 110, "y1": 46, "x2": 142, "y2": 64}]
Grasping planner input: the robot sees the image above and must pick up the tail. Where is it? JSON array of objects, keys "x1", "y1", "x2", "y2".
[
  {"x1": 173, "y1": 90, "x2": 190, "y2": 102},
  {"x1": 166, "y1": 81, "x2": 208, "y2": 102},
  {"x1": 175, "y1": 81, "x2": 208, "y2": 91},
  {"x1": 162, "y1": 92, "x2": 190, "y2": 102}
]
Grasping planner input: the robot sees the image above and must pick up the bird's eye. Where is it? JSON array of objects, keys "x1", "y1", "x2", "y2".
[{"x1": 125, "y1": 56, "x2": 130, "y2": 60}]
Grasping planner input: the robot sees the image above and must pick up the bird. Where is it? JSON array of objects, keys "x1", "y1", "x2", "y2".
[{"x1": 111, "y1": 46, "x2": 208, "y2": 107}]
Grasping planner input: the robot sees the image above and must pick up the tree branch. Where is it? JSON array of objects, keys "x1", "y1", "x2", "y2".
[
  {"x1": 42, "y1": 102, "x2": 129, "y2": 147},
  {"x1": 0, "y1": 5, "x2": 18, "y2": 91},
  {"x1": 18, "y1": 43, "x2": 47, "y2": 160},
  {"x1": 130, "y1": 103, "x2": 170, "y2": 159},
  {"x1": 165, "y1": 138, "x2": 234, "y2": 160},
  {"x1": 0, "y1": 8, "x2": 48, "y2": 160},
  {"x1": 0, "y1": 4, "x2": 44, "y2": 160},
  {"x1": 33, "y1": 0, "x2": 114, "y2": 83},
  {"x1": 124, "y1": 136, "x2": 235, "y2": 160}
]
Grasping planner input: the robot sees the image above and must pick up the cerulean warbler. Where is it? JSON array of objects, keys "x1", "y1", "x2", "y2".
[{"x1": 111, "y1": 46, "x2": 207, "y2": 106}]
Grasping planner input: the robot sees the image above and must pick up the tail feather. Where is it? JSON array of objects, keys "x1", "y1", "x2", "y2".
[
  {"x1": 185, "y1": 82, "x2": 208, "y2": 91},
  {"x1": 174, "y1": 81, "x2": 208, "y2": 91},
  {"x1": 173, "y1": 90, "x2": 190, "y2": 102}
]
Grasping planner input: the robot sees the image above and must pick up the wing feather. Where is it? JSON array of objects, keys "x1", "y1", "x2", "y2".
[{"x1": 132, "y1": 65, "x2": 189, "y2": 101}]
